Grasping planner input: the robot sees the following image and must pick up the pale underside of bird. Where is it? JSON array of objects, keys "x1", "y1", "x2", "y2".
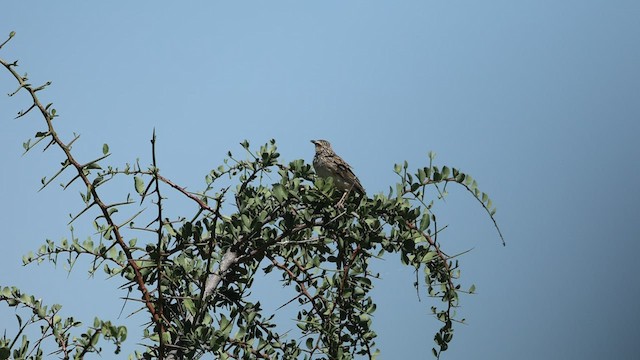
[{"x1": 311, "y1": 139, "x2": 365, "y2": 206}]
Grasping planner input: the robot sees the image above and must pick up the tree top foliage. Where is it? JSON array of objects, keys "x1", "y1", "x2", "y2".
[{"x1": 0, "y1": 31, "x2": 503, "y2": 360}]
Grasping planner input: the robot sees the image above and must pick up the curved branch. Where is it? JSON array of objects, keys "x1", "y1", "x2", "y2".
[{"x1": 0, "y1": 56, "x2": 162, "y2": 330}]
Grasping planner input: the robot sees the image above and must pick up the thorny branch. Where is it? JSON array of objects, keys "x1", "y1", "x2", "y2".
[{"x1": 0, "y1": 54, "x2": 162, "y2": 335}]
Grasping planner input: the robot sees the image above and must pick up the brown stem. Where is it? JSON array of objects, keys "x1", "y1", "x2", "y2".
[{"x1": 0, "y1": 57, "x2": 162, "y2": 329}]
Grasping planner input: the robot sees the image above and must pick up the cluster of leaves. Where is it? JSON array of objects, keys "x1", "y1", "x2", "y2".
[
  {"x1": 0, "y1": 286, "x2": 126, "y2": 360},
  {"x1": 1, "y1": 31, "x2": 502, "y2": 359}
]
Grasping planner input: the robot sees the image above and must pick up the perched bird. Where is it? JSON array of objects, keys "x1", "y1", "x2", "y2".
[{"x1": 311, "y1": 140, "x2": 365, "y2": 205}]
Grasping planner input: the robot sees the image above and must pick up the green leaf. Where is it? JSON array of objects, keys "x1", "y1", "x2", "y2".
[
  {"x1": 241, "y1": 214, "x2": 251, "y2": 230},
  {"x1": 469, "y1": 284, "x2": 476, "y2": 294},
  {"x1": 164, "y1": 223, "x2": 177, "y2": 237},
  {"x1": 85, "y1": 162, "x2": 102, "y2": 170},
  {"x1": 219, "y1": 314, "x2": 231, "y2": 333},
  {"x1": 183, "y1": 298, "x2": 196, "y2": 315},
  {"x1": 417, "y1": 168, "x2": 427, "y2": 183},
  {"x1": 134, "y1": 176, "x2": 145, "y2": 195},
  {"x1": 161, "y1": 331, "x2": 172, "y2": 345},
  {"x1": 102, "y1": 143, "x2": 109, "y2": 155},
  {"x1": 410, "y1": 182, "x2": 420, "y2": 192},
  {"x1": 118, "y1": 326, "x2": 128, "y2": 341},
  {"x1": 421, "y1": 252, "x2": 436, "y2": 263},
  {"x1": 464, "y1": 175, "x2": 473, "y2": 186},
  {"x1": 1, "y1": 287, "x2": 11, "y2": 297},
  {"x1": 358, "y1": 313, "x2": 370, "y2": 325},
  {"x1": 419, "y1": 213, "x2": 430, "y2": 231},
  {"x1": 0, "y1": 347, "x2": 10, "y2": 360},
  {"x1": 441, "y1": 166, "x2": 450, "y2": 178},
  {"x1": 272, "y1": 184, "x2": 287, "y2": 202}
]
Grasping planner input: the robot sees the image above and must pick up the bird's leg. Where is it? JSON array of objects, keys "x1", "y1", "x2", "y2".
[{"x1": 336, "y1": 190, "x2": 349, "y2": 208}]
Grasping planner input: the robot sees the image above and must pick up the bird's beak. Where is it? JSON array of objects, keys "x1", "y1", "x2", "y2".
[{"x1": 310, "y1": 140, "x2": 317, "y2": 145}]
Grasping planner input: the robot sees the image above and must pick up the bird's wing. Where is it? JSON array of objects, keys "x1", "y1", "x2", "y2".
[
  {"x1": 333, "y1": 154, "x2": 366, "y2": 195},
  {"x1": 332, "y1": 154, "x2": 355, "y2": 174}
]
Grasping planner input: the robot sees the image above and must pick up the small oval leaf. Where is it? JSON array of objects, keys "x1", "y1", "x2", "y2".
[{"x1": 134, "y1": 176, "x2": 145, "y2": 195}]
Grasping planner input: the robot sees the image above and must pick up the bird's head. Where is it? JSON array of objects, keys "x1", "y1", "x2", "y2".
[{"x1": 311, "y1": 139, "x2": 332, "y2": 153}]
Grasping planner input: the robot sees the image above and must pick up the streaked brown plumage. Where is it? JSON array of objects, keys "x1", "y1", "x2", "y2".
[{"x1": 311, "y1": 140, "x2": 365, "y2": 196}]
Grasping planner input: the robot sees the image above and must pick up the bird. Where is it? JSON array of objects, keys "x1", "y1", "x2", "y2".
[{"x1": 311, "y1": 140, "x2": 365, "y2": 206}]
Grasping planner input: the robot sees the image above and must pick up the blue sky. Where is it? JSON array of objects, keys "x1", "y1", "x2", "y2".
[{"x1": 1, "y1": 1, "x2": 639, "y2": 359}]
